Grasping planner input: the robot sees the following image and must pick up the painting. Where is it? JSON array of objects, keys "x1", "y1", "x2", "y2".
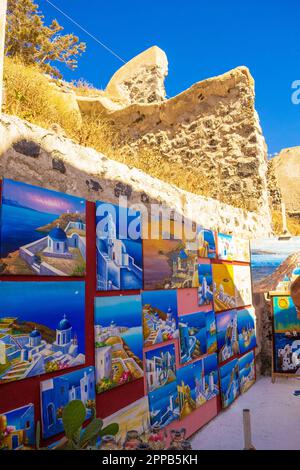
[
  {"x1": 273, "y1": 296, "x2": 300, "y2": 333},
  {"x1": 143, "y1": 218, "x2": 198, "y2": 290},
  {"x1": 238, "y1": 351, "x2": 255, "y2": 394},
  {"x1": 102, "y1": 397, "x2": 150, "y2": 449},
  {"x1": 234, "y1": 264, "x2": 252, "y2": 308},
  {"x1": 197, "y1": 228, "x2": 216, "y2": 259},
  {"x1": 0, "y1": 404, "x2": 35, "y2": 450},
  {"x1": 142, "y1": 289, "x2": 178, "y2": 347},
  {"x1": 206, "y1": 310, "x2": 217, "y2": 354},
  {"x1": 219, "y1": 358, "x2": 240, "y2": 409},
  {"x1": 251, "y1": 236, "x2": 300, "y2": 293},
  {"x1": 233, "y1": 237, "x2": 250, "y2": 263},
  {"x1": 216, "y1": 309, "x2": 239, "y2": 363},
  {"x1": 96, "y1": 201, "x2": 143, "y2": 291},
  {"x1": 212, "y1": 263, "x2": 236, "y2": 312},
  {"x1": 145, "y1": 343, "x2": 176, "y2": 393},
  {"x1": 178, "y1": 312, "x2": 207, "y2": 364},
  {"x1": 148, "y1": 381, "x2": 180, "y2": 427},
  {"x1": 197, "y1": 263, "x2": 213, "y2": 306},
  {"x1": 217, "y1": 233, "x2": 234, "y2": 261},
  {"x1": 41, "y1": 366, "x2": 96, "y2": 439},
  {"x1": 94, "y1": 295, "x2": 143, "y2": 394},
  {"x1": 202, "y1": 353, "x2": 219, "y2": 401},
  {"x1": 237, "y1": 307, "x2": 257, "y2": 355},
  {"x1": 0, "y1": 281, "x2": 85, "y2": 385},
  {"x1": 0, "y1": 179, "x2": 86, "y2": 276}
]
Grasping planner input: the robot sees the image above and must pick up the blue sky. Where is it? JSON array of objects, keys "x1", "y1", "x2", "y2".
[{"x1": 41, "y1": 0, "x2": 300, "y2": 153}]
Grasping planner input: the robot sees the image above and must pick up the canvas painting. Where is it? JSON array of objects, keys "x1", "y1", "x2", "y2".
[
  {"x1": 250, "y1": 237, "x2": 300, "y2": 293},
  {"x1": 102, "y1": 397, "x2": 150, "y2": 449},
  {"x1": 148, "y1": 381, "x2": 180, "y2": 427},
  {"x1": 145, "y1": 343, "x2": 176, "y2": 393},
  {"x1": 197, "y1": 263, "x2": 214, "y2": 306},
  {"x1": 234, "y1": 264, "x2": 252, "y2": 308},
  {"x1": 216, "y1": 309, "x2": 239, "y2": 363},
  {"x1": 0, "y1": 179, "x2": 86, "y2": 276},
  {"x1": 0, "y1": 281, "x2": 85, "y2": 385},
  {"x1": 41, "y1": 366, "x2": 96, "y2": 439},
  {"x1": 219, "y1": 358, "x2": 240, "y2": 409},
  {"x1": 143, "y1": 218, "x2": 199, "y2": 290},
  {"x1": 176, "y1": 360, "x2": 202, "y2": 419},
  {"x1": 206, "y1": 310, "x2": 217, "y2": 354},
  {"x1": 96, "y1": 201, "x2": 143, "y2": 291},
  {"x1": 197, "y1": 228, "x2": 216, "y2": 259},
  {"x1": 217, "y1": 233, "x2": 234, "y2": 261},
  {"x1": 142, "y1": 289, "x2": 178, "y2": 347},
  {"x1": 238, "y1": 351, "x2": 255, "y2": 394},
  {"x1": 202, "y1": 353, "x2": 219, "y2": 401},
  {"x1": 273, "y1": 296, "x2": 300, "y2": 333},
  {"x1": 0, "y1": 404, "x2": 35, "y2": 450},
  {"x1": 212, "y1": 263, "x2": 236, "y2": 312},
  {"x1": 233, "y1": 237, "x2": 250, "y2": 263},
  {"x1": 94, "y1": 295, "x2": 143, "y2": 394},
  {"x1": 237, "y1": 307, "x2": 257, "y2": 355},
  {"x1": 178, "y1": 312, "x2": 207, "y2": 364}
]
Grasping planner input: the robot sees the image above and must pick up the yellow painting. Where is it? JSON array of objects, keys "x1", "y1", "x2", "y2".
[{"x1": 212, "y1": 263, "x2": 236, "y2": 312}]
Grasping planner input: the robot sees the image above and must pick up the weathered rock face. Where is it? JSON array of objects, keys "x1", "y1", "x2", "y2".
[
  {"x1": 0, "y1": 114, "x2": 271, "y2": 239},
  {"x1": 270, "y1": 147, "x2": 300, "y2": 213},
  {"x1": 267, "y1": 158, "x2": 282, "y2": 209},
  {"x1": 77, "y1": 55, "x2": 270, "y2": 221}
]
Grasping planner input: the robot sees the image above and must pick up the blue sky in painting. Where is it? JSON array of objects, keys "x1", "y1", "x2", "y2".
[
  {"x1": 203, "y1": 353, "x2": 218, "y2": 376},
  {"x1": 94, "y1": 295, "x2": 142, "y2": 328},
  {"x1": 142, "y1": 289, "x2": 178, "y2": 315}
]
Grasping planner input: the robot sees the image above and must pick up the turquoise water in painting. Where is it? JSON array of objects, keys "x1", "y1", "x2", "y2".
[{"x1": 121, "y1": 326, "x2": 143, "y2": 360}]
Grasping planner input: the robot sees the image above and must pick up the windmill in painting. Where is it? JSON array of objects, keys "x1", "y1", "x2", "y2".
[{"x1": 0, "y1": 179, "x2": 86, "y2": 276}]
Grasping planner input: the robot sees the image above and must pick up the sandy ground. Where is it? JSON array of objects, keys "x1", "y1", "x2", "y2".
[{"x1": 191, "y1": 376, "x2": 300, "y2": 450}]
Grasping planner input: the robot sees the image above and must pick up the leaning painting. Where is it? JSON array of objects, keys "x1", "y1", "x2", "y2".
[
  {"x1": 212, "y1": 263, "x2": 236, "y2": 312},
  {"x1": 0, "y1": 281, "x2": 85, "y2": 385},
  {"x1": 0, "y1": 404, "x2": 35, "y2": 450},
  {"x1": 0, "y1": 179, "x2": 86, "y2": 276}
]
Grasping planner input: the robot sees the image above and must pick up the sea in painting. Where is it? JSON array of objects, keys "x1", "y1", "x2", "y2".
[
  {"x1": 237, "y1": 307, "x2": 257, "y2": 355},
  {"x1": 219, "y1": 358, "x2": 240, "y2": 409},
  {"x1": 41, "y1": 366, "x2": 96, "y2": 439},
  {"x1": 0, "y1": 179, "x2": 86, "y2": 276},
  {"x1": 94, "y1": 295, "x2": 144, "y2": 394},
  {"x1": 238, "y1": 351, "x2": 255, "y2": 394},
  {"x1": 0, "y1": 281, "x2": 85, "y2": 385},
  {"x1": 251, "y1": 237, "x2": 300, "y2": 293},
  {"x1": 145, "y1": 343, "x2": 176, "y2": 392},
  {"x1": 148, "y1": 381, "x2": 180, "y2": 427},
  {"x1": 96, "y1": 202, "x2": 143, "y2": 291},
  {"x1": 142, "y1": 289, "x2": 178, "y2": 347},
  {"x1": 0, "y1": 404, "x2": 35, "y2": 450},
  {"x1": 178, "y1": 312, "x2": 207, "y2": 364}
]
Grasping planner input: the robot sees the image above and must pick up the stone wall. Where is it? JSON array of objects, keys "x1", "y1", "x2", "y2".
[{"x1": 0, "y1": 114, "x2": 271, "y2": 239}]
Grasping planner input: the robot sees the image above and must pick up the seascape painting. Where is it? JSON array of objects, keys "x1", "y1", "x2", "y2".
[
  {"x1": 94, "y1": 295, "x2": 144, "y2": 394},
  {"x1": 197, "y1": 228, "x2": 216, "y2": 259},
  {"x1": 96, "y1": 201, "x2": 143, "y2": 291},
  {"x1": 178, "y1": 312, "x2": 207, "y2": 364},
  {"x1": 148, "y1": 381, "x2": 179, "y2": 427},
  {"x1": 145, "y1": 343, "x2": 176, "y2": 393},
  {"x1": 0, "y1": 404, "x2": 35, "y2": 450},
  {"x1": 0, "y1": 179, "x2": 86, "y2": 276},
  {"x1": 197, "y1": 263, "x2": 213, "y2": 306},
  {"x1": 237, "y1": 307, "x2": 257, "y2": 355},
  {"x1": 238, "y1": 351, "x2": 255, "y2": 394},
  {"x1": 219, "y1": 358, "x2": 240, "y2": 409},
  {"x1": 0, "y1": 281, "x2": 85, "y2": 385},
  {"x1": 217, "y1": 233, "x2": 234, "y2": 261},
  {"x1": 216, "y1": 309, "x2": 239, "y2": 363}
]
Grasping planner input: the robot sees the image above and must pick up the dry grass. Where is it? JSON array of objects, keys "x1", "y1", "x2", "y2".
[{"x1": 271, "y1": 210, "x2": 300, "y2": 236}]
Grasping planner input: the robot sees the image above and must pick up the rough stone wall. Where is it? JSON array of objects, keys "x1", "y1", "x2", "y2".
[
  {"x1": 0, "y1": 114, "x2": 271, "y2": 239},
  {"x1": 267, "y1": 159, "x2": 282, "y2": 209},
  {"x1": 253, "y1": 293, "x2": 273, "y2": 376}
]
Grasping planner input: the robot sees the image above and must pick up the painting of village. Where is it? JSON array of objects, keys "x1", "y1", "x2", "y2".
[
  {"x1": 237, "y1": 307, "x2": 257, "y2": 355},
  {"x1": 273, "y1": 296, "x2": 300, "y2": 374},
  {"x1": 145, "y1": 343, "x2": 176, "y2": 393},
  {"x1": 197, "y1": 228, "x2": 216, "y2": 259},
  {"x1": 96, "y1": 202, "x2": 143, "y2": 291},
  {"x1": 212, "y1": 263, "x2": 236, "y2": 312},
  {"x1": 102, "y1": 397, "x2": 150, "y2": 449},
  {"x1": 206, "y1": 311, "x2": 217, "y2": 354},
  {"x1": 148, "y1": 381, "x2": 180, "y2": 427},
  {"x1": 238, "y1": 351, "x2": 256, "y2": 394},
  {"x1": 216, "y1": 309, "x2": 239, "y2": 363},
  {"x1": 234, "y1": 265, "x2": 253, "y2": 308},
  {"x1": 143, "y1": 218, "x2": 199, "y2": 290},
  {"x1": 0, "y1": 281, "x2": 85, "y2": 385},
  {"x1": 0, "y1": 404, "x2": 35, "y2": 450},
  {"x1": 0, "y1": 179, "x2": 86, "y2": 276},
  {"x1": 219, "y1": 358, "x2": 240, "y2": 409},
  {"x1": 94, "y1": 295, "x2": 144, "y2": 393},
  {"x1": 217, "y1": 233, "x2": 234, "y2": 261},
  {"x1": 41, "y1": 367, "x2": 96, "y2": 439},
  {"x1": 233, "y1": 237, "x2": 250, "y2": 263},
  {"x1": 142, "y1": 289, "x2": 178, "y2": 347},
  {"x1": 178, "y1": 312, "x2": 207, "y2": 364},
  {"x1": 250, "y1": 236, "x2": 300, "y2": 293},
  {"x1": 197, "y1": 263, "x2": 213, "y2": 306}
]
